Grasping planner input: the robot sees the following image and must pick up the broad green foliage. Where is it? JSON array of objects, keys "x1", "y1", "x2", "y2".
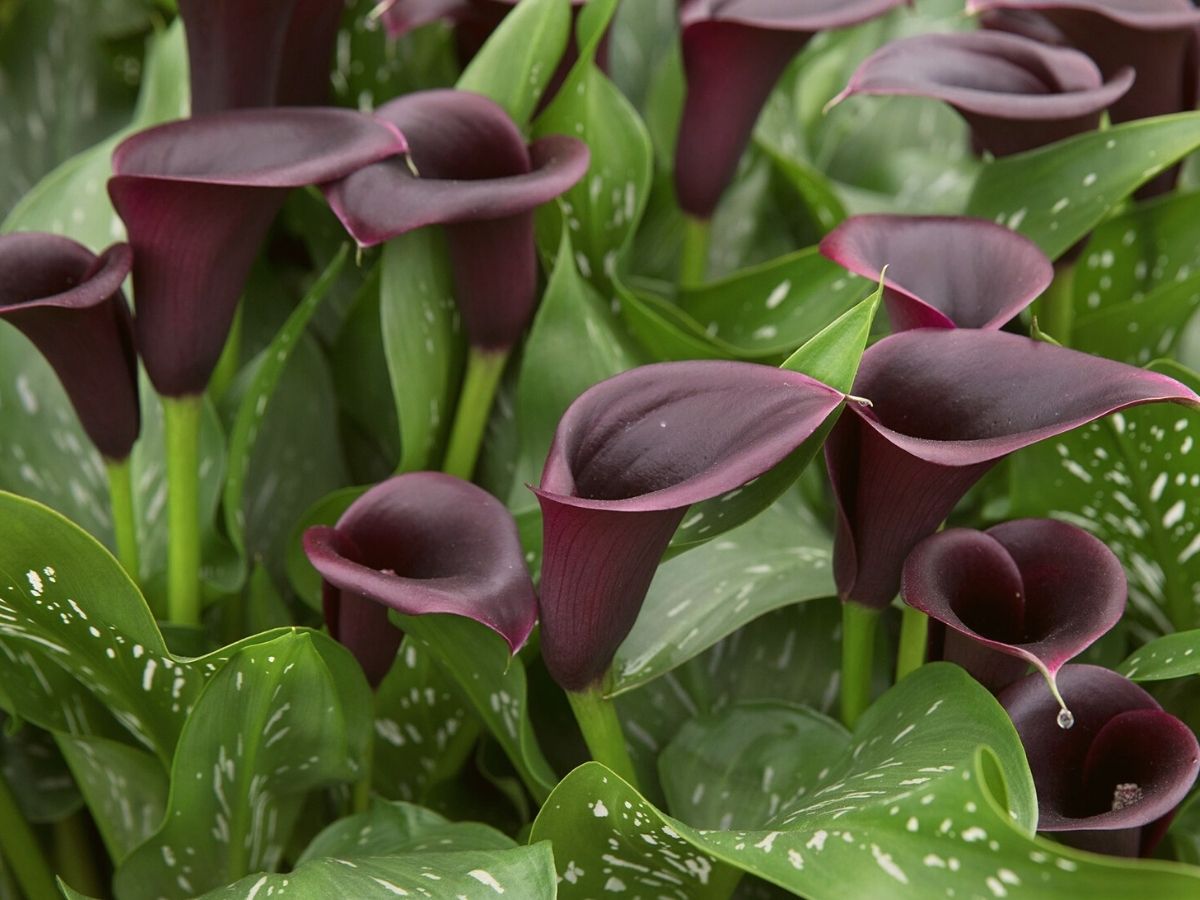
[
  {"x1": 113, "y1": 631, "x2": 372, "y2": 899},
  {"x1": 458, "y1": 0, "x2": 571, "y2": 124},
  {"x1": 1010, "y1": 362, "x2": 1200, "y2": 632},
  {"x1": 536, "y1": 666, "x2": 1200, "y2": 899},
  {"x1": 380, "y1": 230, "x2": 464, "y2": 474},
  {"x1": 0, "y1": 718, "x2": 81, "y2": 824},
  {"x1": 1120, "y1": 629, "x2": 1200, "y2": 681},
  {"x1": 967, "y1": 113, "x2": 1200, "y2": 261}
]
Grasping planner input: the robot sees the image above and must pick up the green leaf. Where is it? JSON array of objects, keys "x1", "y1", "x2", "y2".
[
  {"x1": 298, "y1": 799, "x2": 515, "y2": 860},
  {"x1": 223, "y1": 245, "x2": 349, "y2": 555},
  {"x1": 1072, "y1": 273, "x2": 1200, "y2": 365},
  {"x1": 1119, "y1": 629, "x2": 1200, "y2": 681},
  {"x1": 284, "y1": 485, "x2": 368, "y2": 612},
  {"x1": 56, "y1": 733, "x2": 167, "y2": 863},
  {"x1": 114, "y1": 631, "x2": 372, "y2": 899},
  {"x1": 380, "y1": 230, "x2": 464, "y2": 473},
  {"x1": 966, "y1": 112, "x2": 1200, "y2": 260},
  {"x1": 398, "y1": 614, "x2": 558, "y2": 804},
  {"x1": 611, "y1": 493, "x2": 834, "y2": 695},
  {"x1": 1009, "y1": 361, "x2": 1200, "y2": 632},
  {"x1": 533, "y1": 0, "x2": 653, "y2": 281},
  {"x1": 457, "y1": 0, "x2": 571, "y2": 124},
  {"x1": 0, "y1": 719, "x2": 81, "y2": 823},
  {"x1": 536, "y1": 665, "x2": 1200, "y2": 899}
]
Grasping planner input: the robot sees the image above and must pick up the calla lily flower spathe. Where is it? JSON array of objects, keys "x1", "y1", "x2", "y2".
[{"x1": 304, "y1": 472, "x2": 538, "y2": 687}]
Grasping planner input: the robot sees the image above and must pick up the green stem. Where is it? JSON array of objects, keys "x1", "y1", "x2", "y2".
[
  {"x1": 0, "y1": 771, "x2": 58, "y2": 900},
  {"x1": 53, "y1": 812, "x2": 104, "y2": 898},
  {"x1": 208, "y1": 303, "x2": 243, "y2": 401},
  {"x1": 567, "y1": 685, "x2": 639, "y2": 789},
  {"x1": 840, "y1": 602, "x2": 880, "y2": 729},
  {"x1": 352, "y1": 726, "x2": 375, "y2": 815},
  {"x1": 679, "y1": 214, "x2": 712, "y2": 286},
  {"x1": 1034, "y1": 262, "x2": 1075, "y2": 347},
  {"x1": 163, "y1": 395, "x2": 203, "y2": 627},
  {"x1": 895, "y1": 605, "x2": 929, "y2": 682},
  {"x1": 442, "y1": 347, "x2": 509, "y2": 481},
  {"x1": 105, "y1": 457, "x2": 141, "y2": 585}
]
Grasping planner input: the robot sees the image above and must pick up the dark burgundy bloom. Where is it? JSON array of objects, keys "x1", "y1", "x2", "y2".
[
  {"x1": 304, "y1": 472, "x2": 538, "y2": 687},
  {"x1": 902, "y1": 519, "x2": 1125, "y2": 708},
  {"x1": 834, "y1": 31, "x2": 1133, "y2": 157},
  {"x1": 827, "y1": 329, "x2": 1200, "y2": 611},
  {"x1": 0, "y1": 233, "x2": 139, "y2": 461},
  {"x1": 533, "y1": 360, "x2": 845, "y2": 691},
  {"x1": 324, "y1": 89, "x2": 589, "y2": 350},
  {"x1": 109, "y1": 108, "x2": 407, "y2": 396},
  {"x1": 971, "y1": 0, "x2": 1200, "y2": 193},
  {"x1": 1001, "y1": 664, "x2": 1200, "y2": 857},
  {"x1": 179, "y1": 0, "x2": 345, "y2": 113},
  {"x1": 675, "y1": 0, "x2": 908, "y2": 219},
  {"x1": 819, "y1": 215, "x2": 1054, "y2": 331}
]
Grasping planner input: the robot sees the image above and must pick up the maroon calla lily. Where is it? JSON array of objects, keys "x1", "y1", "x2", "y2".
[
  {"x1": 323, "y1": 89, "x2": 589, "y2": 350},
  {"x1": 1001, "y1": 664, "x2": 1200, "y2": 857},
  {"x1": 819, "y1": 215, "x2": 1054, "y2": 331},
  {"x1": 304, "y1": 472, "x2": 538, "y2": 687},
  {"x1": 179, "y1": 0, "x2": 344, "y2": 113},
  {"x1": 532, "y1": 360, "x2": 845, "y2": 691},
  {"x1": 902, "y1": 519, "x2": 1126, "y2": 712},
  {"x1": 971, "y1": 0, "x2": 1200, "y2": 194},
  {"x1": 0, "y1": 233, "x2": 139, "y2": 461},
  {"x1": 833, "y1": 31, "x2": 1133, "y2": 157},
  {"x1": 675, "y1": 0, "x2": 908, "y2": 219},
  {"x1": 827, "y1": 328, "x2": 1200, "y2": 611},
  {"x1": 109, "y1": 108, "x2": 407, "y2": 397}
]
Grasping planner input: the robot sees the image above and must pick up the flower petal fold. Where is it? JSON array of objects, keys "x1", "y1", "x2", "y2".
[
  {"x1": 323, "y1": 90, "x2": 589, "y2": 349},
  {"x1": 304, "y1": 472, "x2": 538, "y2": 686},
  {"x1": 0, "y1": 233, "x2": 139, "y2": 460},
  {"x1": 828, "y1": 329, "x2": 1200, "y2": 609},
  {"x1": 1001, "y1": 665, "x2": 1200, "y2": 856},
  {"x1": 534, "y1": 360, "x2": 845, "y2": 690},
  {"x1": 819, "y1": 215, "x2": 1054, "y2": 331},
  {"x1": 109, "y1": 108, "x2": 407, "y2": 396},
  {"x1": 903, "y1": 519, "x2": 1126, "y2": 695},
  {"x1": 837, "y1": 31, "x2": 1133, "y2": 156},
  {"x1": 675, "y1": 0, "x2": 907, "y2": 218}
]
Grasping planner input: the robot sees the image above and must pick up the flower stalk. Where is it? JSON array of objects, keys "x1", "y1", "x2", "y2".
[
  {"x1": 840, "y1": 602, "x2": 879, "y2": 728},
  {"x1": 895, "y1": 605, "x2": 928, "y2": 681},
  {"x1": 442, "y1": 346, "x2": 509, "y2": 480},
  {"x1": 104, "y1": 457, "x2": 141, "y2": 589},
  {"x1": 679, "y1": 214, "x2": 712, "y2": 285},
  {"x1": 164, "y1": 395, "x2": 203, "y2": 627},
  {"x1": 0, "y1": 770, "x2": 57, "y2": 900},
  {"x1": 567, "y1": 682, "x2": 639, "y2": 789}
]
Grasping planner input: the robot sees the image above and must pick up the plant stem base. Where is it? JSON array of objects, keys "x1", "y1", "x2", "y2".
[
  {"x1": 841, "y1": 602, "x2": 880, "y2": 729},
  {"x1": 896, "y1": 605, "x2": 929, "y2": 682},
  {"x1": 163, "y1": 395, "x2": 203, "y2": 627},
  {"x1": 679, "y1": 214, "x2": 712, "y2": 286},
  {"x1": 568, "y1": 685, "x2": 639, "y2": 789},
  {"x1": 105, "y1": 456, "x2": 141, "y2": 586},
  {"x1": 442, "y1": 347, "x2": 509, "y2": 481}
]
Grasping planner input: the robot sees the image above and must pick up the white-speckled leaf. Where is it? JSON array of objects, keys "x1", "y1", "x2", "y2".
[
  {"x1": 298, "y1": 799, "x2": 515, "y2": 860},
  {"x1": 534, "y1": 665, "x2": 1200, "y2": 899},
  {"x1": 1119, "y1": 629, "x2": 1200, "y2": 681},
  {"x1": 113, "y1": 631, "x2": 372, "y2": 900},
  {"x1": 611, "y1": 495, "x2": 834, "y2": 694},
  {"x1": 966, "y1": 112, "x2": 1200, "y2": 261},
  {"x1": 1010, "y1": 361, "x2": 1200, "y2": 632}
]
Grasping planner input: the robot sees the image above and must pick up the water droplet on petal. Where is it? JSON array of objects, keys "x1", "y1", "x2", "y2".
[{"x1": 1057, "y1": 708, "x2": 1075, "y2": 730}]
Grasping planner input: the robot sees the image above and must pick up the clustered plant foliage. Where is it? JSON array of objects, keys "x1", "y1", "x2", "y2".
[{"x1": 5, "y1": 0, "x2": 1200, "y2": 898}]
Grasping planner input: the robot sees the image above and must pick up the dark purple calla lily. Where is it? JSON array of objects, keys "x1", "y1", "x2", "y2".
[
  {"x1": 323, "y1": 89, "x2": 589, "y2": 351},
  {"x1": 532, "y1": 360, "x2": 845, "y2": 691},
  {"x1": 827, "y1": 328, "x2": 1200, "y2": 612},
  {"x1": 819, "y1": 215, "x2": 1054, "y2": 331},
  {"x1": 0, "y1": 233, "x2": 139, "y2": 461},
  {"x1": 902, "y1": 519, "x2": 1126, "y2": 713},
  {"x1": 179, "y1": 0, "x2": 345, "y2": 113},
  {"x1": 109, "y1": 108, "x2": 407, "y2": 397},
  {"x1": 971, "y1": 0, "x2": 1200, "y2": 194},
  {"x1": 1001, "y1": 664, "x2": 1200, "y2": 857},
  {"x1": 304, "y1": 472, "x2": 538, "y2": 687},
  {"x1": 833, "y1": 31, "x2": 1133, "y2": 157},
  {"x1": 675, "y1": 0, "x2": 908, "y2": 219}
]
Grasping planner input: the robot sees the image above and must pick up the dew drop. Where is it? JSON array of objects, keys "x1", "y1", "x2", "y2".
[{"x1": 1056, "y1": 708, "x2": 1075, "y2": 730}]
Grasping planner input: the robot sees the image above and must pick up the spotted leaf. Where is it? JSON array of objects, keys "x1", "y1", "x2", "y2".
[{"x1": 1119, "y1": 629, "x2": 1200, "y2": 682}]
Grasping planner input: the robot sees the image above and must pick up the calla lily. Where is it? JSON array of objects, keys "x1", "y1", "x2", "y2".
[
  {"x1": 179, "y1": 0, "x2": 345, "y2": 113},
  {"x1": 109, "y1": 107, "x2": 407, "y2": 397},
  {"x1": 304, "y1": 472, "x2": 538, "y2": 687},
  {"x1": 902, "y1": 519, "x2": 1126, "y2": 714},
  {"x1": 0, "y1": 233, "x2": 139, "y2": 461},
  {"x1": 827, "y1": 328, "x2": 1200, "y2": 611},
  {"x1": 675, "y1": 0, "x2": 908, "y2": 220},
  {"x1": 819, "y1": 215, "x2": 1054, "y2": 331},
  {"x1": 533, "y1": 360, "x2": 845, "y2": 691},
  {"x1": 971, "y1": 0, "x2": 1200, "y2": 194},
  {"x1": 1001, "y1": 664, "x2": 1200, "y2": 857},
  {"x1": 833, "y1": 31, "x2": 1134, "y2": 157},
  {"x1": 324, "y1": 89, "x2": 589, "y2": 351}
]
